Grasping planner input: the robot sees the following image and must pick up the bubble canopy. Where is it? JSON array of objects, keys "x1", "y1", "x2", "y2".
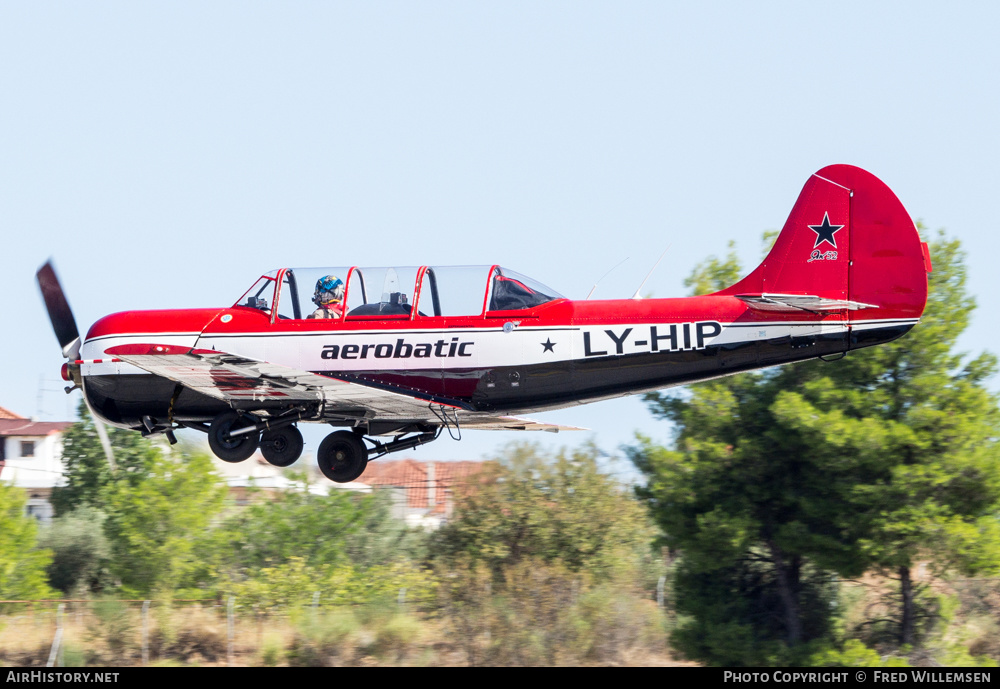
[{"x1": 233, "y1": 266, "x2": 565, "y2": 321}]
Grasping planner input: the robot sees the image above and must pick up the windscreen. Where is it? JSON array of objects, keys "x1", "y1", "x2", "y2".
[
  {"x1": 234, "y1": 273, "x2": 278, "y2": 313},
  {"x1": 488, "y1": 268, "x2": 564, "y2": 311}
]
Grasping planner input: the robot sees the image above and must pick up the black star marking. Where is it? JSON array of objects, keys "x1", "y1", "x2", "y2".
[
  {"x1": 808, "y1": 212, "x2": 844, "y2": 249},
  {"x1": 541, "y1": 338, "x2": 556, "y2": 353}
]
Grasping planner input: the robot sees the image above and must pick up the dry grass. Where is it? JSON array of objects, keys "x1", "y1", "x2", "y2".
[{"x1": 0, "y1": 600, "x2": 685, "y2": 667}]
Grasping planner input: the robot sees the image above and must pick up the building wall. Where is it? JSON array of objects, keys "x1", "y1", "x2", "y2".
[
  {"x1": 0, "y1": 434, "x2": 66, "y2": 523},
  {"x1": 1, "y1": 434, "x2": 65, "y2": 481}
]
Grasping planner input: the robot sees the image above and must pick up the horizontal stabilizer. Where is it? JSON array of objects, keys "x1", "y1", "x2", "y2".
[
  {"x1": 737, "y1": 294, "x2": 878, "y2": 313},
  {"x1": 459, "y1": 416, "x2": 587, "y2": 433}
]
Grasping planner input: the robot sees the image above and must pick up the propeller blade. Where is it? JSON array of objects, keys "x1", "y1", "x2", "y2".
[
  {"x1": 36, "y1": 261, "x2": 111, "y2": 468},
  {"x1": 90, "y1": 405, "x2": 117, "y2": 471},
  {"x1": 36, "y1": 260, "x2": 81, "y2": 359}
]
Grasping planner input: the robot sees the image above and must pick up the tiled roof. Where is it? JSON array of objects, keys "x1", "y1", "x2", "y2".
[
  {"x1": 0, "y1": 419, "x2": 73, "y2": 437},
  {"x1": 359, "y1": 459, "x2": 493, "y2": 514},
  {"x1": 0, "y1": 407, "x2": 27, "y2": 420}
]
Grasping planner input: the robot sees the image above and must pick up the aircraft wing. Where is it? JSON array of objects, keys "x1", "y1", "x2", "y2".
[{"x1": 103, "y1": 343, "x2": 581, "y2": 432}]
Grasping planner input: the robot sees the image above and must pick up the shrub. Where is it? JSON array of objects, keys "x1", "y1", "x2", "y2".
[
  {"x1": 286, "y1": 609, "x2": 359, "y2": 666},
  {"x1": 38, "y1": 506, "x2": 112, "y2": 595}
]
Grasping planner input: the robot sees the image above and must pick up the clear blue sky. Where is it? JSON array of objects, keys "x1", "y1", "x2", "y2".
[{"x1": 3, "y1": 2, "x2": 998, "y2": 478}]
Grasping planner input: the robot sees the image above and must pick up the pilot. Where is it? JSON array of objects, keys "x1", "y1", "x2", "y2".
[{"x1": 308, "y1": 275, "x2": 345, "y2": 319}]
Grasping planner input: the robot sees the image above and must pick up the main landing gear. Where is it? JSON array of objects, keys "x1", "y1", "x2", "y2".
[
  {"x1": 315, "y1": 428, "x2": 442, "y2": 483},
  {"x1": 201, "y1": 410, "x2": 443, "y2": 483},
  {"x1": 204, "y1": 410, "x2": 305, "y2": 467}
]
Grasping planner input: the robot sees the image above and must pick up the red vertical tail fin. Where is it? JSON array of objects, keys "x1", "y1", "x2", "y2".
[{"x1": 717, "y1": 164, "x2": 929, "y2": 333}]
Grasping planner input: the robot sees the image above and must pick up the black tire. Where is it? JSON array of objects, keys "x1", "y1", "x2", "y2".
[
  {"x1": 260, "y1": 426, "x2": 304, "y2": 467},
  {"x1": 208, "y1": 411, "x2": 260, "y2": 463},
  {"x1": 317, "y1": 431, "x2": 368, "y2": 483}
]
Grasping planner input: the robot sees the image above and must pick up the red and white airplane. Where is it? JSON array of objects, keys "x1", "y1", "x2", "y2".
[{"x1": 38, "y1": 164, "x2": 930, "y2": 482}]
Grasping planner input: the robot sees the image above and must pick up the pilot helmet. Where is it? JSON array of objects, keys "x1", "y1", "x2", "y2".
[{"x1": 313, "y1": 275, "x2": 345, "y2": 306}]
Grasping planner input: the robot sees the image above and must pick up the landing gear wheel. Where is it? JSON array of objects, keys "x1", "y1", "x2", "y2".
[
  {"x1": 208, "y1": 411, "x2": 260, "y2": 463},
  {"x1": 317, "y1": 431, "x2": 369, "y2": 483},
  {"x1": 260, "y1": 426, "x2": 304, "y2": 467}
]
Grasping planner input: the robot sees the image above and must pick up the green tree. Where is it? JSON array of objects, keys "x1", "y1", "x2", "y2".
[
  {"x1": 212, "y1": 476, "x2": 426, "y2": 578},
  {"x1": 631, "y1": 379, "x2": 848, "y2": 663},
  {"x1": 682, "y1": 239, "x2": 742, "y2": 297},
  {"x1": 0, "y1": 483, "x2": 56, "y2": 600},
  {"x1": 101, "y1": 448, "x2": 227, "y2": 595},
  {"x1": 431, "y1": 443, "x2": 658, "y2": 584},
  {"x1": 51, "y1": 400, "x2": 156, "y2": 515},
  {"x1": 38, "y1": 505, "x2": 112, "y2": 594},
  {"x1": 631, "y1": 231, "x2": 1000, "y2": 663},
  {"x1": 430, "y1": 444, "x2": 664, "y2": 666},
  {"x1": 771, "y1": 233, "x2": 1000, "y2": 645},
  {"x1": 633, "y1": 238, "x2": 851, "y2": 661},
  {"x1": 343, "y1": 489, "x2": 430, "y2": 569}
]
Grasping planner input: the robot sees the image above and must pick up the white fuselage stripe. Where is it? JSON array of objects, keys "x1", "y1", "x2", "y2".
[{"x1": 76, "y1": 318, "x2": 915, "y2": 377}]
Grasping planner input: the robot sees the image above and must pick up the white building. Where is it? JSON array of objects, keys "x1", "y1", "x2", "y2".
[{"x1": 0, "y1": 406, "x2": 72, "y2": 523}]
